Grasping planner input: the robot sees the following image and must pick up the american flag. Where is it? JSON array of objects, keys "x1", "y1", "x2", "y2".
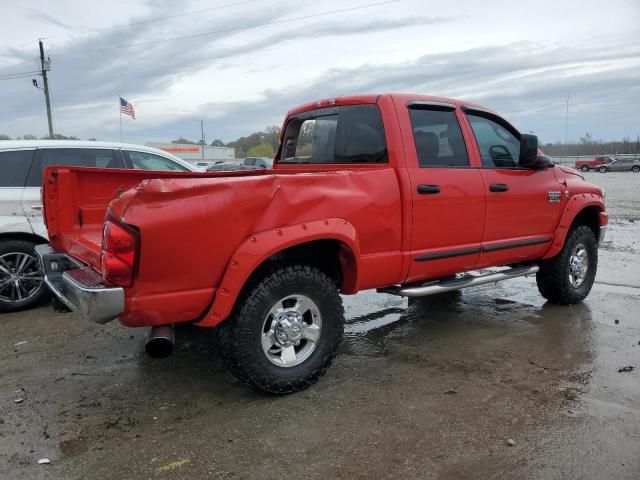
[{"x1": 120, "y1": 97, "x2": 135, "y2": 119}]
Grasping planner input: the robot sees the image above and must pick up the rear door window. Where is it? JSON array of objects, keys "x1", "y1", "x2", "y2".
[
  {"x1": 0, "y1": 150, "x2": 35, "y2": 187},
  {"x1": 408, "y1": 107, "x2": 469, "y2": 167},
  {"x1": 281, "y1": 105, "x2": 387, "y2": 164},
  {"x1": 123, "y1": 151, "x2": 189, "y2": 171},
  {"x1": 27, "y1": 148, "x2": 122, "y2": 186}
]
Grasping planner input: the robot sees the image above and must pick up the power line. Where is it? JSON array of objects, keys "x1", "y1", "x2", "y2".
[
  {"x1": 0, "y1": 57, "x2": 42, "y2": 75},
  {"x1": 0, "y1": 71, "x2": 41, "y2": 80},
  {"x1": 40, "y1": 0, "x2": 265, "y2": 40},
  {"x1": 62, "y1": 0, "x2": 401, "y2": 53}
]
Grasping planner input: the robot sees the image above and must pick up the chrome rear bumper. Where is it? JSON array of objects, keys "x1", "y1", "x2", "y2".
[{"x1": 35, "y1": 245, "x2": 124, "y2": 324}]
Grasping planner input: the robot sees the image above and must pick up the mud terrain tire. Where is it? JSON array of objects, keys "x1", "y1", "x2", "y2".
[
  {"x1": 215, "y1": 264, "x2": 344, "y2": 395},
  {"x1": 536, "y1": 226, "x2": 598, "y2": 305}
]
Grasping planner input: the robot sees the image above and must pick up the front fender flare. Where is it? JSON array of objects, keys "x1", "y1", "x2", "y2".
[
  {"x1": 196, "y1": 218, "x2": 360, "y2": 327},
  {"x1": 543, "y1": 194, "x2": 606, "y2": 260}
]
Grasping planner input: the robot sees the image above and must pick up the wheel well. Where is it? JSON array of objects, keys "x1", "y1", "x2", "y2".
[
  {"x1": 570, "y1": 206, "x2": 601, "y2": 241},
  {"x1": 0, "y1": 232, "x2": 48, "y2": 246},
  {"x1": 249, "y1": 239, "x2": 356, "y2": 290}
]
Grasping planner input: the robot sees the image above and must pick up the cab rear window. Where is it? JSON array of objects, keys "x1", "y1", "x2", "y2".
[{"x1": 281, "y1": 105, "x2": 388, "y2": 164}]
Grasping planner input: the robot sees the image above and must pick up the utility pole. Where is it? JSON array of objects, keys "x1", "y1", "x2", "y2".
[
  {"x1": 200, "y1": 120, "x2": 205, "y2": 161},
  {"x1": 39, "y1": 39, "x2": 54, "y2": 138},
  {"x1": 564, "y1": 94, "x2": 570, "y2": 163}
]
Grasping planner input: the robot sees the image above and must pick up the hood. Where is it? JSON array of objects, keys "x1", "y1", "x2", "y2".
[{"x1": 557, "y1": 165, "x2": 585, "y2": 180}]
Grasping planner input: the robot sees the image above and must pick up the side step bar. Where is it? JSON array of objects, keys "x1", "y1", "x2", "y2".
[{"x1": 379, "y1": 265, "x2": 540, "y2": 297}]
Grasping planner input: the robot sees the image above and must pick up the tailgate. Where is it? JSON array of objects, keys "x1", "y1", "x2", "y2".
[{"x1": 42, "y1": 166, "x2": 210, "y2": 270}]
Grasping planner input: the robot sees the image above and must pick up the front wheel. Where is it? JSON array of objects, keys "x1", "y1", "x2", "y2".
[
  {"x1": 580, "y1": 165, "x2": 589, "y2": 172},
  {"x1": 632, "y1": 165, "x2": 640, "y2": 173},
  {"x1": 536, "y1": 226, "x2": 597, "y2": 305},
  {"x1": 599, "y1": 166, "x2": 608, "y2": 173},
  {"x1": 215, "y1": 264, "x2": 344, "y2": 394}
]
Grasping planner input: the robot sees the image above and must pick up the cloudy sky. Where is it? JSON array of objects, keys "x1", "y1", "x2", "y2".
[{"x1": 1, "y1": 0, "x2": 638, "y2": 144}]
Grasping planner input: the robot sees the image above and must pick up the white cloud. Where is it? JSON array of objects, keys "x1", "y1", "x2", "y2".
[{"x1": 0, "y1": 0, "x2": 638, "y2": 142}]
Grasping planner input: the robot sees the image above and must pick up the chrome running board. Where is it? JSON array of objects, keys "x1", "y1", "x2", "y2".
[{"x1": 380, "y1": 265, "x2": 540, "y2": 297}]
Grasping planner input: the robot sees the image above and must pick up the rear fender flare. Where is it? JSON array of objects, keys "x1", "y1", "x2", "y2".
[
  {"x1": 543, "y1": 196, "x2": 605, "y2": 259},
  {"x1": 197, "y1": 218, "x2": 360, "y2": 327}
]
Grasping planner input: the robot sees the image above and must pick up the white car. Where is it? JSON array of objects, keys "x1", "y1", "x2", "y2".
[{"x1": 0, "y1": 141, "x2": 199, "y2": 312}]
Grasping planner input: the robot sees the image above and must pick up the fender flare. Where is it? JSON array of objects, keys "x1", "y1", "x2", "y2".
[
  {"x1": 543, "y1": 195, "x2": 606, "y2": 260},
  {"x1": 196, "y1": 218, "x2": 360, "y2": 327}
]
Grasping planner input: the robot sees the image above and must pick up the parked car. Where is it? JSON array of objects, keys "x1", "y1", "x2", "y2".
[
  {"x1": 0, "y1": 141, "x2": 199, "y2": 312},
  {"x1": 575, "y1": 155, "x2": 614, "y2": 172},
  {"x1": 242, "y1": 157, "x2": 273, "y2": 169},
  {"x1": 36, "y1": 94, "x2": 606, "y2": 394},
  {"x1": 596, "y1": 157, "x2": 640, "y2": 173},
  {"x1": 206, "y1": 161, "x2": 245, "y2": 171},
  {"x1": 194, "y1": 161, "x2": 215, "y2": 170}
]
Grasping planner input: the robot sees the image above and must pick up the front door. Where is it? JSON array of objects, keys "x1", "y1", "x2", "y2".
[
  {"x1": 462, "y1": 111, "x2": 564, "y2": 267},
  {"x1": 401, "y1": 103, "x2": 486, "y2": 283}
]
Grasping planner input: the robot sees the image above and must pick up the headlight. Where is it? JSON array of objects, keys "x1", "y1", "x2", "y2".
[{"x1": 600, "y1": 188, "x2": 606, "y2": 201}]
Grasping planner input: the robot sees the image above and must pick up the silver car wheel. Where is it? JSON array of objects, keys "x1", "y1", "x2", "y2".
[
  {"x1": 568, "y1": 244, "x2": 589, "y2": 288},
  {"x1": 261, "y1": 294, "x2": 322, "y2": 368},
  {"x1": 0, "y1": 252, "x2": 44, "y2": 303}
]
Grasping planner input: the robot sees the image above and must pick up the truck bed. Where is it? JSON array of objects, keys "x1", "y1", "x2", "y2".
[{"x1": 42, "y1": 166, "x2": 266, "y2": 271}]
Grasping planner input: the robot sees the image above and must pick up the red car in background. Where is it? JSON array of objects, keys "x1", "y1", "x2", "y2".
[{"x1": 575, "y1": 155, "x2": 614, "y2": 172}]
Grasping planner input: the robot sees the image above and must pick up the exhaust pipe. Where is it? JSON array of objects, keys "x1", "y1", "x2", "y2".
[{"x1": 145, "y1": 325, "x2": 175, "y2": 358}]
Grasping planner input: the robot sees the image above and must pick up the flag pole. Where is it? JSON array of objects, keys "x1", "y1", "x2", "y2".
[{"x1": 119, "y1": 97, "x2": 123, "y2": 142}]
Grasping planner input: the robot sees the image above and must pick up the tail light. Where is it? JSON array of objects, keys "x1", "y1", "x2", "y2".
[{"x1": 101, "y1": 217, "x2": 139, "y2": 287}]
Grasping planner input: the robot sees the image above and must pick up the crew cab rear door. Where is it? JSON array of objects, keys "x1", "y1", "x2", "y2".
[
  {"x1": 461, "y1": 108, "x2": 564, "y2": 267},
  {"x1": 399, "y1": 101, "x2": 486, "y2": 282}
]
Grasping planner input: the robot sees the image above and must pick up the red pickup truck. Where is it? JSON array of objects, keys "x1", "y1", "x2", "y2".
[
  {"x1": 575, "y1": 155, "x2": 614, "y2": 172},
  {"x1": 36, "y1": 94, "x2": 607, "y2": 394}
]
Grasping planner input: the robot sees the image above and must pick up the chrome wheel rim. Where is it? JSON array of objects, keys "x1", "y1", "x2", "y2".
[
  {"x1": 0, "y1": 252, "x2": 44, "y2": 303},
  {"x1": 261, "y1": 294, "x2": 322, "y2": 368},
  {"x1": 568, "y1": 244, "x2": 589, "y2": 288}
]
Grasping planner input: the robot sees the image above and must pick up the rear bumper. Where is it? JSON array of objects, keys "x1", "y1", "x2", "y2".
[{"x1": 35, "y1": 245, "x2": 124, "y2": 324}]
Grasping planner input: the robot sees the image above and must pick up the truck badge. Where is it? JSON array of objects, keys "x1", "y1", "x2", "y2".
[{"x1": 548, "y1": 191, "x2": 561, "y2": 203}]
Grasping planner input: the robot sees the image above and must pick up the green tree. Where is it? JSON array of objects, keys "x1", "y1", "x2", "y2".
[
  {"x1": 211, "y1": 139, "x2": 225, "y2": 147},
  {"x1": 246, "y1": 143, "x2": 274, "y2": 157},
  {"x1": 22, "y1": 134, "x2": 37, "y2": 140},
  {"x1": 0, "y1": 133, "x2": 12, "y2": 140},
  {"x1": 263, "y1": 125, "x2": 281, "y2": 151},
  {"x1": 171, "y1": 137, "x2": 195, "y2": 144},
  {"x1": 42, "y1": 134, "x2": 79, "y2": 140}
]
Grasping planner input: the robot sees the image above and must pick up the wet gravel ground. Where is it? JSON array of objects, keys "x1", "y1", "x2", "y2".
[{"x1": 1, "y1": 171, "x2": 639, "y2": 479}]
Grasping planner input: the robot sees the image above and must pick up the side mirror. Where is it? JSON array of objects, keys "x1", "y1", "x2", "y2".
[
  {"x1": 519, "y1": 134, "x2": 538, "y2": 167},
  {"x1": 533, "y1": 154, "x2": 553, "y2": 169}
]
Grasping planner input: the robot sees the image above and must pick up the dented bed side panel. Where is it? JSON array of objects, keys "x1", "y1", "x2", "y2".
[{"x1": 107, "y1": 168, "x2": 403, "y2": 327}]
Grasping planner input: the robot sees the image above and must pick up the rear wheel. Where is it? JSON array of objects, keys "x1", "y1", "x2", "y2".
[
  {"x1": 536, "y1": 226, "x2": 597, "y2": 305},
  {"x1": 215, "y1": 264, "x2": 344, "y2": 394},
  {"x1": 580, "y1": 165, "x2": 589, "y2": 172},
  {"x1": 632, "y1": 165, "x2": 640, "y2": 173},
  {"x1": 599, "y1": 166, "x2": 608, "y2": 173},
  {"x1": 0, "y1": 240, "x2": 48, "y2": 313}
]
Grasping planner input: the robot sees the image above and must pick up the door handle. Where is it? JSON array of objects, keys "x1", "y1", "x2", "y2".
[
  {"x1": 31, "y1": 205, "x2": 43, "y2": 211},
  {"x1": 418, "y1": 184, "x2": 441, "y2": 195},
  {"x1": 489, "y1": 183, "x2": 509, "y2": 193}
]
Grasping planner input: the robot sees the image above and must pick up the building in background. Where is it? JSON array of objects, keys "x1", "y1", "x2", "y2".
[{"x1": 146, "y1": 143, "x2": 235, "y2": 166}]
